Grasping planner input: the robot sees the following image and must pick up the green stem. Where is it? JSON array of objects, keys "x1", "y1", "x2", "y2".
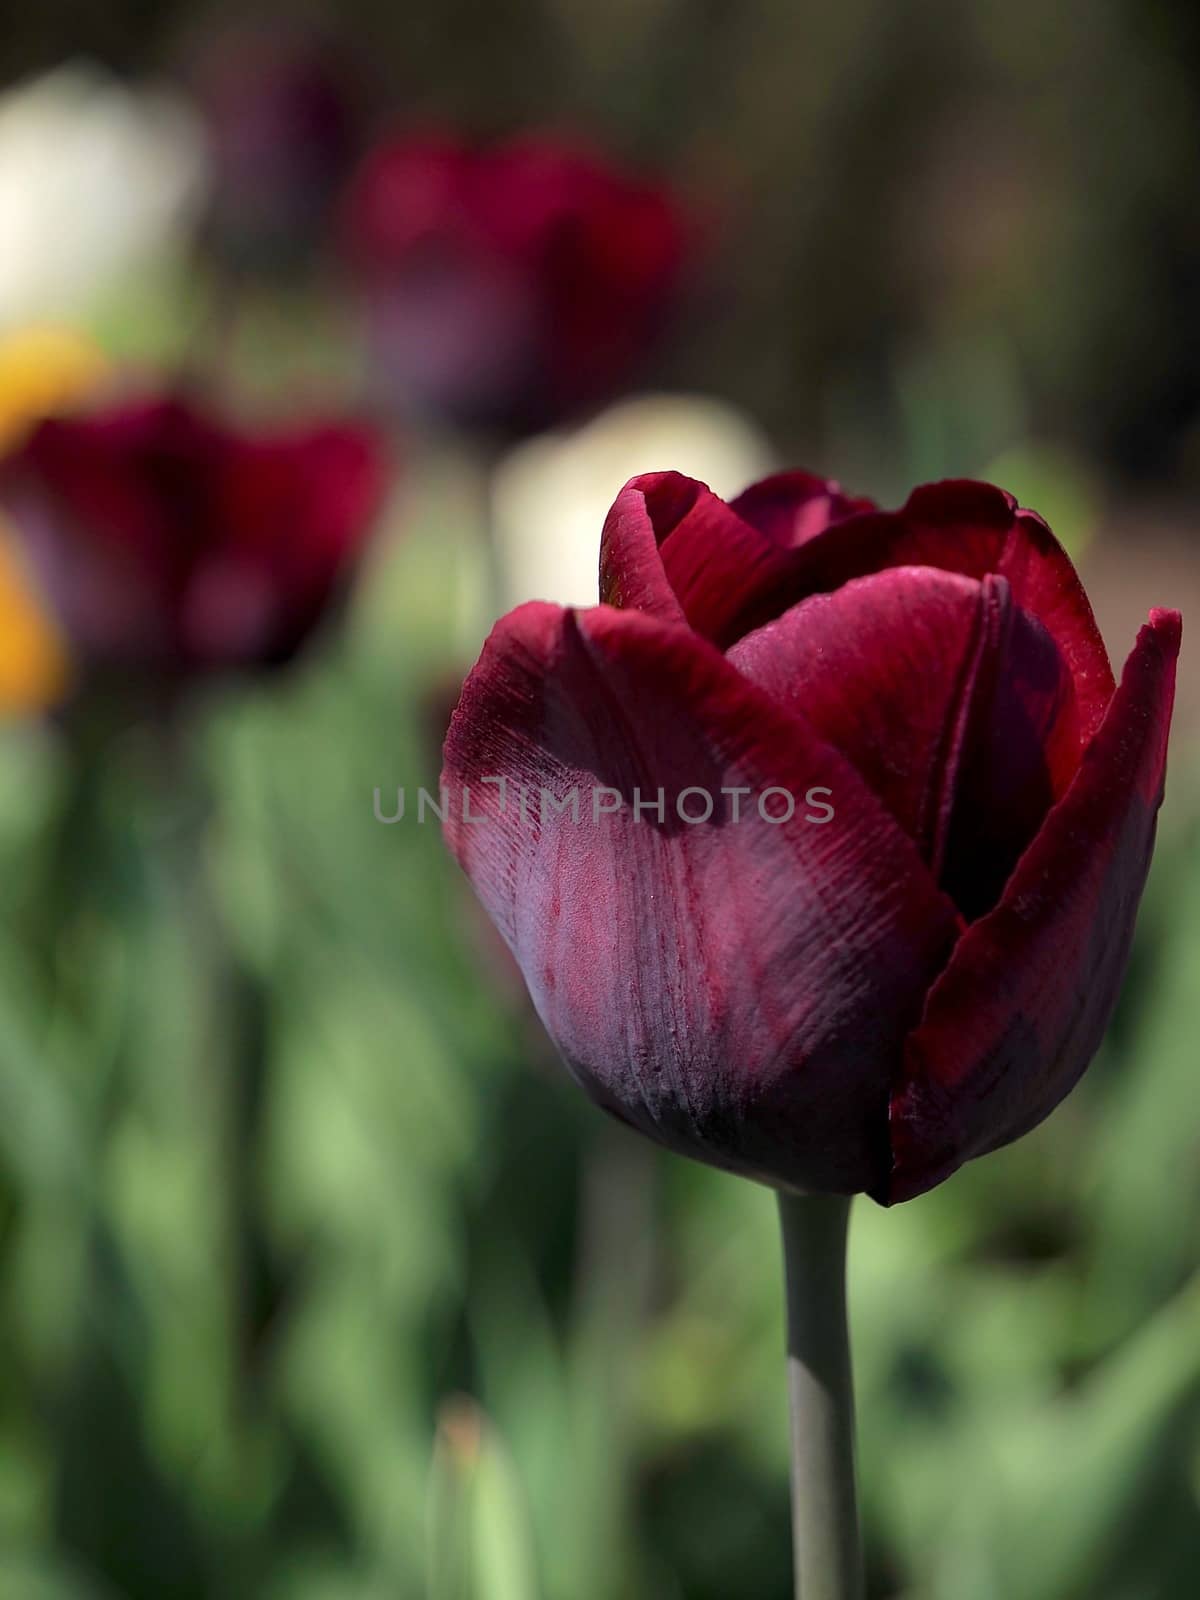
[{"x1": 777, "y1": 1191, "x2": 863, "y2": 1600}]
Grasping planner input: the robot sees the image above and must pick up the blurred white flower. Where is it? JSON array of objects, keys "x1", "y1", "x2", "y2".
[
  {"x1": 0, "y1": 64, "x2": 209, "y2": 331},
  {"x1": 491, "y1": 393, "x2": 774, "y2": 611}
]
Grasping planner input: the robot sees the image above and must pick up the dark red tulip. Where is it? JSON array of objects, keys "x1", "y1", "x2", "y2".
[
  {"x1": 443, "y1": 472, "x2": 1180, "y2": 1203},
  {"x1": 0, "y1": 394, "x2": 388, "y2": 680},
  {"x1": 341, "y1": 131, "x2": 689, "y2": 433}
]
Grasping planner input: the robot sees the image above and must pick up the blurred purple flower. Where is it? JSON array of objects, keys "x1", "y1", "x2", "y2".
[
  {"x1": 191, "y1": 25, "x2": 365, "y2": 273},
  {"x1": 341, "y1": 130, "x2": 690, "y2": 434},
  {"x1": 0, "y1": 394, "x2": 389, "y2": 681}
]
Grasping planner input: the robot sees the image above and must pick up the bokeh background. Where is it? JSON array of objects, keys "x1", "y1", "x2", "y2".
[{"x1": 1, "y1": 3, "x2": 1199, "y2": 1597}]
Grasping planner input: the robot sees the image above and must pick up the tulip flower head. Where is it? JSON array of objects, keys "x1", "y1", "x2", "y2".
[
  {"x1": 0, "y1": 393, "x2": 388, "y2": 690},
  {"x1": 443, "y1": 472, "x2": 1180, "y2": 1203},
  {"x1": 342, "y1": 131, "x2": 689, "y2": 435}
]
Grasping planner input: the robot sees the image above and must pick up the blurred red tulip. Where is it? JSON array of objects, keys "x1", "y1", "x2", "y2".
[
  {"x1": 0, "y1": 394, "x2": 388, "y2": 680},
  {"x1": 443, "y1": 472, "x2": 1180, "y2": 1203},
  {"x1": 342, "y1": 131, "x2": 689, "y2": 433}
]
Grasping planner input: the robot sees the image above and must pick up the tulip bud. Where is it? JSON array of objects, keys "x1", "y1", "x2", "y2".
[{"x1": 444, "y1": 471, "x2": 1180, "y2": 1202}]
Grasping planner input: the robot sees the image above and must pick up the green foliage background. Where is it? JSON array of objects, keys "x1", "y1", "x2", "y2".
[{"x1": 1, "y1": 494, "x2": 1197, "y2": 1598}]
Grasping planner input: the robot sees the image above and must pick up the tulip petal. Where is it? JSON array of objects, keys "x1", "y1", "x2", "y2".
[
  {"x1": 729, "y1": 565, "x2": 1081, "y2": 918},
  {"x1": 887, "y1": 608, "x2": 1181, "y2": 1203},
  {"x1": 598, "y1": 470, "x2": 867, "y2": 646},
  {"x1": 444, "y1": 602, "x2": 960, "y2": 1195},
  {"x1": 788, "y1": 480, "x2": 1116, "y2": 742},
  {"x1": 597, "y1": 473, "x2": 690, "y2": 622},
  {"x1": 728, "y1": 470, "x2": 876, "y2": 546},
  {"x1": 599, "y1": 474, "x2": 1112, "y2": 734}
]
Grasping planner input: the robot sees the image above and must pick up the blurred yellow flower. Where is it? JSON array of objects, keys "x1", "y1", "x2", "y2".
[
  {"x1": 0, "y1": 517, "x2": 67, "y2": 713},
  {"x1": 0, "y1": 325, "x2": 107, "y2": 453},
  {"x1": 0, "y1": 324, "x2": 101, "y2": 713}
]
